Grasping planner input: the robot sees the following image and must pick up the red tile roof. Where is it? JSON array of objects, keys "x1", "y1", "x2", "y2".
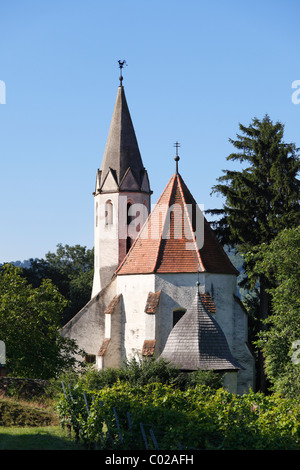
[
  {"x1": 116, "y1": 173, "x2": 238, "y2": 276},
  {"x1": 144, "y1": 291, "x2": 161, "y2": 314},
  {"x1": 98, "y1": 338, "x2": 110, "y2": 356},
  {"x1": 104, "y1": 294, "x2": 122, "y2": 315},
  {"x1": 200, "y1": 293, "x2": 216, "y2": 314}
]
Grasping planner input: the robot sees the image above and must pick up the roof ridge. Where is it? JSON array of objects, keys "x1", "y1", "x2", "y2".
[
  {"x1": 176, "y1": 173, "x2": 205, "y2": 271},
  {"x1": 153, "y1": 174, "x2": 177, "y2": 272}
]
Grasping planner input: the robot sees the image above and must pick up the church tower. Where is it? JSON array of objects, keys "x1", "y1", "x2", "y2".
[{"x1": 92, "y1": 63, "x2": 152, "y2": 297}]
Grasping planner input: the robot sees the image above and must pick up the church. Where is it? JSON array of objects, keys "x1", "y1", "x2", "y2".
[{"x1": 61, "y1": 65, "x2": 255, "y2": 394}]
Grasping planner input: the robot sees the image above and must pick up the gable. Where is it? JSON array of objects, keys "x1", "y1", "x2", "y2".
[
  {"x1": 119, "y1": 167, "x2": 140, "y2": 191},
  {"x1": 100, "y1": 168, "x2": 119, "y2": 192},
  {"x1": 141, "y1": 170, "x2": 151, "y2": 192}
]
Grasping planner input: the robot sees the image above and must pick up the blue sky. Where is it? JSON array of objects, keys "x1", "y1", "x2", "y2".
[{"x1": 0, "y1": 0, "x2": 300, "y2": 263}]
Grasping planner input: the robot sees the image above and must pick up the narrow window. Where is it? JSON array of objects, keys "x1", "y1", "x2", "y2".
[
  {"x1": 126, "y1": 202, "x2": 133, "y2": 253},
  {"x1": 105, "y1": 200, "x2": 113, "y2": 225},
  {"x1": 96, "y1": 202, "x2": 98, "y2": 227},
  {"x1": 126, "y1": 236, "x2": 132, "y2": 253},
  {"x1": 173, "y1": 308, "x2": 186, "y2": 327},
  {"x1": 127, "y1": 202, "x2": 133, "y2": 225},
  {"x1": 85, "y1": 354, "x2": 96, "y2": 364}
]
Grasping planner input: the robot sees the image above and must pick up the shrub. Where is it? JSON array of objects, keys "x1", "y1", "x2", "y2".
[{"x1": 60, "y1": 357, "x2": 223, "y2": 392}]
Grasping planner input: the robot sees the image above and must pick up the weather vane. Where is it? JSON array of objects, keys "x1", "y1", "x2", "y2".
[
  {"x1": 118, "y1": 60, "x2": 127, "y2": 86},
  {"x1": 174, "y1": 141, "x2": 180, "y2": 174}
]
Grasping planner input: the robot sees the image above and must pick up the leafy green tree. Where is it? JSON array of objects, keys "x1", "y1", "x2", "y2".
[
  {"x1": 0, "y1": 264, "x2": 84, "y2": 379},
  {"x1": 23, "y1": 244, "x2": 94, "y2": 323},
  {"x1": 247, "y1": 226, "x2": 300, "y2": 399},
  {"x1": 207, "y1": 115, "x2": 300, "y2": 391}
]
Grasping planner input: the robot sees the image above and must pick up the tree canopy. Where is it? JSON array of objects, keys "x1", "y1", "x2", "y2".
[
  {"x1": 208, "y1": 114, "x2": 300, "y2": 251},
  {"x1": 0, "y1": 264, "x2": 84, "y2": 379},
  {"x1": 207, "y1": 115, "x2": 300, "y2": 391},
  {"x1": 23, "y1": 244, "x2": 94, "y2": 323},
  {"x1": 246, "y1": 226, "x2": 300, "y2": 399}
]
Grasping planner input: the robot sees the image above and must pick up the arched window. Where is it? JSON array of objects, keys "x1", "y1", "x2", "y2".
[
  {"x1": 173, "y1": 308, "x2": 186, "y2": 327},
  {"x1": 126, "y1": 201, "x2": 133, "y2": 253},
  {"x1": 105, "y1": 200, "x2": 113, "y2": 225},
  {"x1": 96, "y1": 202, "x2": 99, "y2": 227},
  {"x1": 126, "y1": 236, "x2": 132, "y2": 253},
  {"x1": 127, "y1": 202, "x2": 133, "y2": 225}
]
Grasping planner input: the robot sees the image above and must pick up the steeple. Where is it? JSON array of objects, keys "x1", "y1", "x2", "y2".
[
  {"x1": 97, "y1": 64, "x2": 150, "y2": 192},
  {"x1": 92, "y1": 64, "x2": 152, "y2": 297}
]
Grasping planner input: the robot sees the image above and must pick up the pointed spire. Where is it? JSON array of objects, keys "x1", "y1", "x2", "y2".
[{"x1": 99, "y1": 73, "x2": 149, "y2": 190}]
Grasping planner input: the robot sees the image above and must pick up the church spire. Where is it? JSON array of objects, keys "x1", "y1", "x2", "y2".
[
  {"x1": 98, "y1": 63, "x2": 149, "y2": 191},
  {"x1": 92, "y1": 64, "x2": 152, "y2": 296}
]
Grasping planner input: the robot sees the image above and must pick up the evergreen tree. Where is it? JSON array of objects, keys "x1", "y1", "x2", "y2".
[{"x1": 207, "y1": 114, "x2": 300, "y2": 391}]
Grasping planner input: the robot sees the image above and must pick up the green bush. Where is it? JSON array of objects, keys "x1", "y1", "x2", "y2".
[{"x1": 60, "y1": 357, "x2": 223, "y2": 391}]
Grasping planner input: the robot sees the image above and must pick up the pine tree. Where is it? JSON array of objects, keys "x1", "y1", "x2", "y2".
[
  {"x1": 209, "y1": 114, "x2": 299, "y2": 247},
  {"x1": 208, "y1": 114, "x2": 300, "y2": 391}
]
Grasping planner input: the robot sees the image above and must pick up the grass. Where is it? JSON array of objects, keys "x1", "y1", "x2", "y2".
[
  {"x1": 0, "y1": 396, "x2": 59, "y2": 427},
  {"x1": 0, "y1": 395, "x2": 86, "y2": 450},
  {"x1": 0, "y1": 426, "x2": 86, "y2": 450}
]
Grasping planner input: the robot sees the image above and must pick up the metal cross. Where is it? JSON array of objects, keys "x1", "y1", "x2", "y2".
[
  {"x1": 174, "y1": 141, "x2": 180, "y2": 174},
  {"x1": 174, "y1": 141, "x2": 180, "y2": 156}
]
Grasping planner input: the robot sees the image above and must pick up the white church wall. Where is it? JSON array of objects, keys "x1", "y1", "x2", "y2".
[
  {"x1": 145, "y1": 308, "x2": 156, "y2": 340},
  {"x1": 61, "y1": 277, "x2": 117, "y2": 361},
  {"x1": 233, "y1": 296, "x2": 256, "y2": 393},
  {"x1": 102, "y1": 297, "x2": 123, "y2": 369},
  {"x1": 204, "y1": 273, "x2": 237, "y2": 349},
  {"x1": 92, "y1": 190, "x2": 151, "y2": 298},
  {"x1": 117, "y1": 273, "x2": 155, "y2": 361}
]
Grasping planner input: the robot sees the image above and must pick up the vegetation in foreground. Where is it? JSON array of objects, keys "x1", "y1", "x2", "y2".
[
  {"x1": 57, "y1": 380, "x2": 300, "y2": 451},
  {"x1": 55, "y1": 359, "x2": 300, "y2": 451},
  {"x1": 1, "y1": 358, "x2": 300, "y2": 450}
]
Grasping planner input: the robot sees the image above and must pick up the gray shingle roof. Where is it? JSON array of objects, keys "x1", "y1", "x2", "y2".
[
  {"x1": 160, "y1": 288, "x2": 242, "y2": 371},
  {"x1": 100, "y1": 85, "x2": 147, "y2": 189}
]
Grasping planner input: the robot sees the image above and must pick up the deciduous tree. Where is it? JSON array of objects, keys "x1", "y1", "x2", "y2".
[
  {"x1": 0, "y1": 264, "x2": 84, "y2": 379},
  {"x1": 246, "y1": 226, "x2": 300, "y2": 398}
]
